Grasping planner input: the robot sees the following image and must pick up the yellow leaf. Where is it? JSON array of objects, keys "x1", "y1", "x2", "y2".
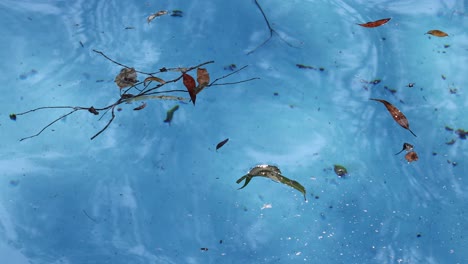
[{"x1": 147, "y1": 10, "x2": 168, "y2": 23}]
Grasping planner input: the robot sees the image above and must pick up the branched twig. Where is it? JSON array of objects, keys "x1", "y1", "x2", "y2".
[
  {"x1": 13, "y1": 51, "x2": 258, "y2": 141},
  {"x1": 247, "y1": 0, "x2": 297, "y2": 55}
]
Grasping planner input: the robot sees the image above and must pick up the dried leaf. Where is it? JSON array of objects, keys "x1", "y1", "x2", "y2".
[
  {"x1": 133, "y1": 102, "x2": 147, "y2": 111},
  {"x1": 358, "y1": 18, "x2": 391, "y2": 28},
  {"x1": 164, "y1": 105, "x2": 179, "y2": 124},
  {"x1": 182, "y1": 73, "x2": 197, "y2": 105},
  {"x1": 236, "y1": 165, "x2": 306, "y2": 201},
  {"x1": 216, "y1": 138, "x2": 229, "y2": 150},
  {"x1": 147, "y1": 10, "x2": 168, "y2": 23},
  {"x1": 196, "y1": 68, "x2": 210, "y2": 93},
  {"x1": 124, "y1": 95, "x2": 187, "y2": 103},
  {"x1": 144, "y1": 76, "x2": 166, "y2": 86},
  {"x1": 426, "y1": 30, "x2": 448, "y2": 37},
  {"x1": 370, "y1": 98, "x2": 417, "y2": 137},
  {"x1": 395, "y1": 143, "x2": 414, "y2": 155},
  {"x1": 114, "y1": 68, "x2": 137, "y2": 89},
  {"x1": 405, "y1": 151, "x2": 419, "y2": 163}
]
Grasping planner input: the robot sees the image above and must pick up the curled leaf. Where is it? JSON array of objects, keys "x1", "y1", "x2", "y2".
[
  {"x1": 196, "y1": 68, "x2": 210, "y2": 93},
  {"x1": 114, "y1": 68, "x2": 137, "y2": 89},
  {"x1": 182, "y1": 73, "x2": 197, "y2": 105},
  {"x1": 334, "y1": 164, "x2": 348, "y2": 177},
  {"x1": 426, "y1": 30, "x2": 448, "y2": 37},
  {"x1": 164, "y1": 105, "x2": 179, "y2": 124},
  {"x1": 144, "y1": 76, "x2": 166, "y2": 86},
  {"x1": 147, "y1": 10, "x2": 168, "y2": 23},
  {"x1": 357, "y1": 18, "x2": 391, "y2": 28},
  {"x1": 236, "y1": 164, "x2": 306, "y2": 201},
  {"x1": 133, "y1": 102, "x2": 147, "y2": 111}
]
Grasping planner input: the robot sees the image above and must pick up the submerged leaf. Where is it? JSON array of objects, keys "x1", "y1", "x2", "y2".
[
  {"x1": 133, "y1": 102, "x2": 147, "y2": 111},
  {"x1": 236, "y1": 164, "x2": 306, "y2": 201},
  {"x1": 182, "y1": 73, "x2": 197, "y2": 105},
  {"x1": 357, "y1": 18, "x2": 391, "y2": 28},
  {"x1": 426, "y1": 30, "x2": 448, "y2": 37},
  {"x1": 216, "y1": 138, "x2": 229, "y2": 150},
  {"x1": 147, "y1": 10, "x2": 168, "y2": 23},
  {"x1": 114, "y1": 68, "x2": 137, "y2": 89},
  {"x1": 334, "y1": 164, "x2": 348, "y2": 177},
  {"x1": 164, "y1": 105, "x2": 179, "y2": 124}
]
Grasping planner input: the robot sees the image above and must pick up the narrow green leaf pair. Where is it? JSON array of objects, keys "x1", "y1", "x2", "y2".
[{"x1": 236, "y1": 165, "x2": 306, "y2": 201}]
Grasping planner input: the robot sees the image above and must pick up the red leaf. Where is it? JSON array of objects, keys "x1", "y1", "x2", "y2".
[
  {"x1": 183, "y1": 73, "x2": 197, "y2": 105},
  {"x1": 357, "y1": 18, "x2": 391, "y2": 28}
]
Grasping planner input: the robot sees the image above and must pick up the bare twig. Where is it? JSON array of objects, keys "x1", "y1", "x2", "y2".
[
  {"x1": 19, "y1": 109, "x2": 79, "y2": 141},
  {"x1": 90, "y1": 106, "x2": 116, "y2": 140},
  {"x1": 247, "y1": 0, "x2": 297, "y2": 55}
]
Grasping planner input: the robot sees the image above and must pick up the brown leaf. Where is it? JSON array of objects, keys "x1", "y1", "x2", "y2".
[
  {"x1": 114, "y1": 68, "x2": 137, "y2": 89},
  {"x1": 357, "y1": 18, "x2": 391, "y2": 28},
  {"x1": 426, "y1": 30, "x2": 448, "y2": 37},
  {"x1": 196, "y1": 68, "x2": 210, "y2": 93},
  {"x1": 183, "y1": 73, "x2": 197, "y2": 105}
]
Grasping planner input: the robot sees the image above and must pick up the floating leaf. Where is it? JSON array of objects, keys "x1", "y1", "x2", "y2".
[
  {"x1": 147, "y1": 10, "x2": 168, "y2": 23},
  {"x1": 164, "y1": 105, "x2": 179, "y2": 124},
  {"x1": 114, "y1": 68, "x2": 137, "y2": 89},
  {"x1": 426, "y1": 30, "x2": 448, "y2": 37},
  {"x1": 133, "y1": 102, "x2": 147, "y2": 111},
  {"x1": 236, "y1": 165, "x2": 306, "y2": 201},
  {"x1": 216, "y1": 138, "x2": 229, "y2": 150},
  {"x1": 196, "y1": 68, "x2": 210, "y2": 93},
  {"x1": 9, "y1": 113, "x2": 17, "y2": 121},
  {"x1": 357, "y1": 18, "x2": 391, "y2": 28},
  {"x1": 370, "y1": 98, "x2": 417, "y2": 137},
  {"x1": 333, "y1": 164, "x2": 348, "y2": 177},
  {"x1": 405, "y1": 151, "x2": 419, "y2": 163},
  {"x1": 182, "y1": 73, "x2": 197, "y2": 105},
  {"x1": 144, "y1": 76, "x2": 166, "y2": 86}
]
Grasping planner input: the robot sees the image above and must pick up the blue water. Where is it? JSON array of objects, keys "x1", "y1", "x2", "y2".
[{"x1": 1, "y1": 0, "x2": 467, "y2": 263}]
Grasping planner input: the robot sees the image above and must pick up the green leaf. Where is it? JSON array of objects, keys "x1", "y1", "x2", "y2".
[{"x1": 236, "y1": 165, "x2": 306, "y2": 201}]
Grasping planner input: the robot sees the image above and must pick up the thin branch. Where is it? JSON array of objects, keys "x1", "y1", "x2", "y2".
[
  {"x1": 20, "y1": 109, "x2": 79, "y2": 141},
  {"x1": 209, "y1": 65, "x2": 249, "y2": 86},
  {"x1": 82, "y1": 209, "x2": 98, "y2": 223},
  {"x1": 90, "y1": 106, "x2": 116, "y2": 140},
  {"x1": 93, "y1": 49, "x2": 153, "y2": 75},
  {"x1": 246, "y1": 0, "x2": 297, "y2": 55},
  {"x1": 211, "y1": 78, "x2": 260, "y2": 86},
  {"x1": 16, "y1": 106, "x2": 81, "y2": 116}
]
